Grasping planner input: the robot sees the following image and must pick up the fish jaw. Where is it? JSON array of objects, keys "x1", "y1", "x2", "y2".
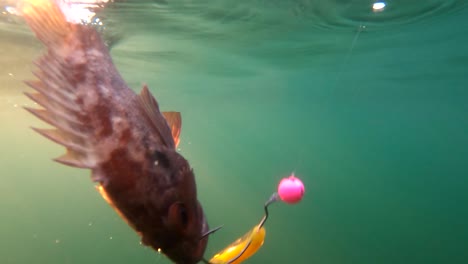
[
  {"x1": 144, "y1": 202, "x2": 210, "y2": 264},
  {"x1": 161, "y1": 200, "x2": 210, "y2": 264}
]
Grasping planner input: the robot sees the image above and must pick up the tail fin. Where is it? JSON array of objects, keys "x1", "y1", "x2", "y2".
[{"x1": 21, "y1": 0, "x2": 71, "y2": 46}]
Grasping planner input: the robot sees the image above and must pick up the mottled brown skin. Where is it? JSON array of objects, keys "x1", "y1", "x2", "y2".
[
  {"x1": 21, "y1": 1, "x2": 208, "y2": 263},
  {"x1": 98, "y1": 146, "x2": 209, "y2": 263}
]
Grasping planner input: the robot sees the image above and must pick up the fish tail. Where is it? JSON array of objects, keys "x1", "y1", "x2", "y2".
[{"x1": 20, "y1": 0, "x2": 71, "y2": 46}]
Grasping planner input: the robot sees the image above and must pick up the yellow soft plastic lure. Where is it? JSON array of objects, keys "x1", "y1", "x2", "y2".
[
  {"x1": 205, "y1": 193, "x2": 278, "y2": 264},
  {"x1": 209, "y1": 224, "x2": 266, "y2": 264}
]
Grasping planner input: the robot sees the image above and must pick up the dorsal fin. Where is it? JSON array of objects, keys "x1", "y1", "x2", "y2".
[
  {"x1": 162, "y1": 111, "x2": 182, "y2": 148},
  {"x1": 138, "y1": 84, "x2": 175, "y2": 148}
]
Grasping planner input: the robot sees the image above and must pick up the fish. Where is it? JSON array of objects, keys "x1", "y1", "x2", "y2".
[{"x1": 20, "y1": 0, "x2": 209, "y2": 263}]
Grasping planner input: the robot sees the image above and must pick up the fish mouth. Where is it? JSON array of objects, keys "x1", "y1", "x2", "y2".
[
  {"x1": 168, "y1": 203, "x2": 209, "y2": 264},
  {"x1": 195, "y1": 202, "x2": 210, "y2": 261}
]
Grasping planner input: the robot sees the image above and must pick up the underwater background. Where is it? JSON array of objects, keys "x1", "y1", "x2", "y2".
[{"x1": 1, "y1": 0, "x2": 468, "y2": 263}]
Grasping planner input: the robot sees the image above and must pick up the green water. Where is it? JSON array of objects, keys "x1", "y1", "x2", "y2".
[{"x1": 1, "y1": 0, "x2": 468, "y2": 263}]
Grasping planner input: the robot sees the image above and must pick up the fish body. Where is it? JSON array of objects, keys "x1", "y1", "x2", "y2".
[{"x1": 21, "y1": 1, "x2": 208, "y2": 263}]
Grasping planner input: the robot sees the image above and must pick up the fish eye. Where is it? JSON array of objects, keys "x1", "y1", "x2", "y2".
[
  {"x1": 153, "y1": 150, "x2": 170, "y2": 168},
  {"x1": 168, "y1": 202, "x2": 190, "y2": 231},
  {"x1": 178, "y1": 204, "x2": 189, "y2": 227}
]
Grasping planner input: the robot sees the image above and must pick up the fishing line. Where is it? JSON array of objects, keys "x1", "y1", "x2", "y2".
[
  {"x1": 334, "y1": 22, "x2": 365, "y2": 84},
  {"x1": 320, "y1": 21, "x2": 367, "y2": 114}
]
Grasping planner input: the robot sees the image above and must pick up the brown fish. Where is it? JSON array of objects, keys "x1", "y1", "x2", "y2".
[{"x1": 20, "y1": 0, "x2": 209, "y2": 263}]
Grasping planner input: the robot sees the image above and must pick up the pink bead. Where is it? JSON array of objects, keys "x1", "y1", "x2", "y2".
[{"x1": 277, "y1": 174, "x2": 305, "y2": 204}]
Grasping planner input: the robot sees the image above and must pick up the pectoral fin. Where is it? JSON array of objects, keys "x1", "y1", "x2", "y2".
[{"x1": 162, "y1": 111, "x2": 181, "y2": 148}]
